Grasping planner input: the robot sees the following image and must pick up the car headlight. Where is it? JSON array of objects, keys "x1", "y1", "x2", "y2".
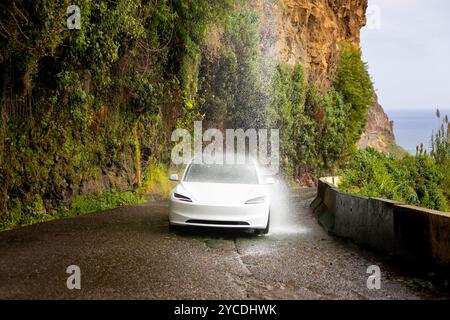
[
  {"x1": 245, "y1": 196, "x2": 266, "y2": 204},
  {"x1": 173, "y1": 193, "x2": 192, "y2": 202}
]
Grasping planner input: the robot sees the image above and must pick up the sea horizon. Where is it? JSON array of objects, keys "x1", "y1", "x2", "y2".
[{"x1": 387, "y1": 109, "x2": 450, "y2": 155}]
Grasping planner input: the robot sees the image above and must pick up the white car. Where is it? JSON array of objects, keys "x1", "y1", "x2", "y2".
[{"x1": 168, "y1": 159, "x2": 274, "y2": 234}]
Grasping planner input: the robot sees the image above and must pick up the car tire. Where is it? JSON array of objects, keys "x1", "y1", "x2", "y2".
[
  {"x1": 168, "y1": 222, "x2": 178, "y2": 232},
  {"x1": 255, "y1": 212, "x2": 270, "y2": 235}
]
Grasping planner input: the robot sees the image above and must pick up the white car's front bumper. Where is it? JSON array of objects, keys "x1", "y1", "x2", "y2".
[{"x1": 169, "y1": 199, "x2": 269, "y2": 229}]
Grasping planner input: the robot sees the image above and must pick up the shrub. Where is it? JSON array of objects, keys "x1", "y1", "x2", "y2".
[
  {"x1": 340, "y1": 148, "x2": 448, "y2": 211},
  {"x1": 430, "y1": 110, "x2": 450, "y2": 203},
  {"x1": 267, "y1": 64, "x2": 352, "y2": 178},
  {"x1": 138, "y1": 157, "x2": 172, "y2": 200},
  {"x1": 333, "y1": 43, "x2": 375, "y2": 149}
]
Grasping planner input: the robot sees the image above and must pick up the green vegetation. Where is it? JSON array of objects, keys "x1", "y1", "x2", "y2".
[
  {"x1": 137, "y1": 157, "x2": 172, "y2": 199},
  {"x1": 67, "y1": 191, "x2": 145, "y2": 216},
  {"x1": 267, "y1": 64, "x2": 350, "y2": 178},
  {"x1": 340, "y1": 148, "x2": 448, "y2": 212},
  {"x1": 387, "y1": 141, "x2": 409, "y2": 159},
  {"x1": 0, "y1": 0, "x2": 232, "y2": 230},
  {"x1": 430, "y1": 111, "x2": 450, "y2": 203},
  {"x1": 333, "y1": 43, "x2": 375, "y2": 151},
  {"x1": 267, "y1": 43, "x2": 374, "y2": 178},
  {"x1": 198, "y1": 8, "x2": 269, "y2": 129},
  {"x1": 3, "y1": 190, "x2": 145, "y2": 231},
  {"x1": 340, "y1": 111, "x2": 450, "y2": 212}
]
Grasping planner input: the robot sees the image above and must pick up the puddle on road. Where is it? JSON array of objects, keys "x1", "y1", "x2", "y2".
[{"x1": 269, "y1": 225, "x2": 310, "y2": 235}]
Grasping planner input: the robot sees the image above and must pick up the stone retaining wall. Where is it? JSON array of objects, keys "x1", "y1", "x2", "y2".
[{"x1": 311, "y1": 179, "x2": 450, "y2": 275}]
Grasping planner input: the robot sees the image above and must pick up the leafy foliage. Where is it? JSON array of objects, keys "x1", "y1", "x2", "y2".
[
  {"x1": 430, "y1": 111, "x2": 450, "y2": 165},
  {"x1": 430, "y1": 111, "x2": 450, "y2": 203},
  {"x1": 333, "y1": 43, "x2": 375, "y2": 150},
  {"x1": 0, "y1": 0, "x2": 233, "y2": 230},
  {"x1": 267, "y1": 64, "x2": 354, "y2": 178},
  {"x1": 340, "y1": 148, "x2": 448, "y2": 211},
  {"x1": 198, "y1": 8, "x2": 268, "y2": 129},
  {"x1": 137, "y1": 156, "x2": 172, "y2": 199}
]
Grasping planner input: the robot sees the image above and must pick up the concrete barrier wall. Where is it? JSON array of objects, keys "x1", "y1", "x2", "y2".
[{"x1": 312, "y1": 179, "x2": 450, "y2": 274}]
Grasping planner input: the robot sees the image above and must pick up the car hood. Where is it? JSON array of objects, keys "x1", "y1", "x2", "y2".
[{"x1": 176, "y1": 181, "x2": 265, "y2": 205}]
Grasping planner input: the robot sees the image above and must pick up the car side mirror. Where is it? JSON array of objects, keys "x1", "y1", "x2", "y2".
[
  {"x1": 169, "y1": 173, "x2": 179, "y2": 181},
  {"x1": 265, "y1": 177, "x2": 275, "y2": 185}
]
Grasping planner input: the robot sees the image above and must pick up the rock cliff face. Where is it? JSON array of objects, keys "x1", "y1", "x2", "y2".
[
  {"x1": 358, "y1": 95, "x2": 396, "y2": 151},
  {"x1": 253, "y1": 0, "x2": 367, "y2": 89},
  {"x1": 281, "y1": 0, "x2": 366, "y2": 88},
  {"x1": 252, "y1": 0, "x2": 395, "y2": 151}
]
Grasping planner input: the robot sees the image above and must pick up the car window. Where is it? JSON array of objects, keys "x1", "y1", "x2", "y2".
[{"x1": 183, "y1": 163, "x2": 259, "y2": 184}]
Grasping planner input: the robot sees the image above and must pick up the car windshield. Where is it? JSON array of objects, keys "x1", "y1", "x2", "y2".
[{"x1": 183, "y1": 163, "x2": 259, "y2": 184}]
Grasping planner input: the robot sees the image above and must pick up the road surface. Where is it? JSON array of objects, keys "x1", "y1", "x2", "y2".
[{"x1": 0, "y1": 187, "x2": 446, "y2": 299}]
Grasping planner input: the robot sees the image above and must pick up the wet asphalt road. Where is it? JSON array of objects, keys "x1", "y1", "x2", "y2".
[{"x1": 0, "y1": 187, "x2": 446, "y2": 299}]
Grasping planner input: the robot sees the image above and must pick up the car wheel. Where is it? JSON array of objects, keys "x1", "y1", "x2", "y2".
[{"x1": 255, "y1": 212, "x2": 270, "y2": 235}]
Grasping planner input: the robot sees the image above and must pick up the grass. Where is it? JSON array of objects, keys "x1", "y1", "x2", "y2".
[
  {"x1": 64, "y1": 191, "x2": 146, "y2": 217},
  {"x1": 0, "y1": 191, "x2": 146, "y2": 232}
]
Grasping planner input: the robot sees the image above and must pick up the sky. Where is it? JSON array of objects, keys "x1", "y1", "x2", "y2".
[{"x1": 361, "y1": 0, "x2": 450, "y2": 111}]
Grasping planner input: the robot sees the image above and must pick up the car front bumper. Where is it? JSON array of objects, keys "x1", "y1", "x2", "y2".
[{"x1": 169, "y1": 199, "x2": 269, "y2": 229}]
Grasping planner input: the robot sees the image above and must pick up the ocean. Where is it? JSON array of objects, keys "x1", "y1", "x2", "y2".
[{"x1": 387, "y1": 109, "x2": 450, "y2": 155}]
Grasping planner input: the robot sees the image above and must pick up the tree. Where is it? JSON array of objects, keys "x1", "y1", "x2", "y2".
[{"x1": 333, "y1": 43, "x2": 375, "y2": 151}]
